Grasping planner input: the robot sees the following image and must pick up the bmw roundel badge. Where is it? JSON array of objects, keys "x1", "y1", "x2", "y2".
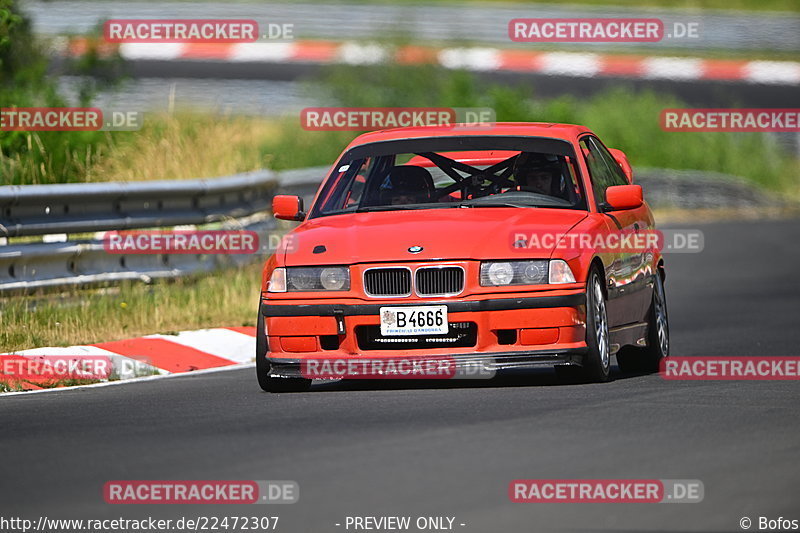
[{"x1": 408, "y1": 245, "x2": 423, "y2": 254}]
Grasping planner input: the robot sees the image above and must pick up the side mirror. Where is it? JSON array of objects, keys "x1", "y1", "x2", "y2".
[
  {"x1": 273, "y1": 195, "x2": 305, "y2": 221},
  {"x1": 608, "y1": 148, "x2": 633, "y2": 183},
  {"x1": 605, "y1": 184, "x2": 643, "y2": 211}
]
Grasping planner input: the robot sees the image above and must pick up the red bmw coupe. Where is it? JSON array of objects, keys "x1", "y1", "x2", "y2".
[{"x1": 257, "y1": 123, "x2": 669, "y2": 391}]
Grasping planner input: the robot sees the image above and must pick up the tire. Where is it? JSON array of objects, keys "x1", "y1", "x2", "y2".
[
  {"x1": 616, "y1": 271, "x2": 669, "y2": 374},
  {"x1": 578, "y1": 268, "x2": 612, "y2": 382},
  {"x1": 256, "y1": 309, "x2": 312, "y2": 393}
]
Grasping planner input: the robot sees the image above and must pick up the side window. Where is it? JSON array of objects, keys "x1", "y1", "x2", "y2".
[
  {"x1": 317, "y1": 157, "x2": 370, "y2": 213},
  {"x1": 579, "y1": 136, "x2": 627, "y2": 207},
  {"x1": 591, "y1": 137, "x2": 628, "y2": 187},
  {"x1": 344, "y1": 157, "x2": 374, "y2": 207}
]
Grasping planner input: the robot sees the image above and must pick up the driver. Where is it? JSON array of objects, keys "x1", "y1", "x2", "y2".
[
  {"x1": 513, "y1": 153, "x2": 561, "y2": 196},
  {"x1": 378, "y1": 165, "x2": 435, "y2": 206},
  {"x1": 387, "y1": 190, "x2": 420, "y2": 205}
]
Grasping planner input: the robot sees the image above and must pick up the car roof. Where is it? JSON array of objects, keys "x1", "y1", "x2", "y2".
[{"x1": 346, "y1": 122, "x2": 592, "y2": 149}]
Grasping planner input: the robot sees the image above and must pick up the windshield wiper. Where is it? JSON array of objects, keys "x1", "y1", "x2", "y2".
[
  {"x1": 356, "y1": 205, "x2": 416, "y2": 212},
  {"x1": 355, "y1": 204, "x2": 457, "y2": 213},
  {"x1": 459, "y1": 202, "x2": 535, "y2": 209}
]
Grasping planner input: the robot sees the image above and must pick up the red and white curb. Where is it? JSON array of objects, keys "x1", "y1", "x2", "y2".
[
  {"x1": 1, "y1": 326, "x2": 256, "y2": 394},
  {"x1": 66, "y1": 38, "x2": 800, "y2": 86}
]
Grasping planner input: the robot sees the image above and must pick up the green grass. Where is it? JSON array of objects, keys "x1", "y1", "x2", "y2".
[
  {"x1": 1, "y1": 0, "x2": 128, "y2": 185},
  {"x1": 0, "y1": 263, "x2": 262, "y2": 353},
  {"x1": 1, "y1": 113, "x2": 355, "y2": 185},
  {"x1": 540, "y1": 89, "x2": 798, "y2": 193},
  {"x1": 5, "y1": 78, "x2": 797, "y2": 194}
]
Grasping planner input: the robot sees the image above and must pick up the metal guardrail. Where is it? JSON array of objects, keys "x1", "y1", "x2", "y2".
[{"x1": 0, "y1": 166, "x2": 328, "y2": 293}]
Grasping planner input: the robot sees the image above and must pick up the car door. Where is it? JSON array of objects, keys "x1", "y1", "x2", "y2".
[{"x1": 579, "y1": 135, "x2": 650, "y2": 327}]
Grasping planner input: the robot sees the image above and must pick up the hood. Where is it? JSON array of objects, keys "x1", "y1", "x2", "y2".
[{"x1": 281, "y1": 208, "x2": 587, "y2": 265}]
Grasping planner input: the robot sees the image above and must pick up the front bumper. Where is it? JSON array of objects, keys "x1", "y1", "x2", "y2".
[
  {"x1": 268, "y1": 348, "x2": 586, "y2": 378},
  {"x1": 260, "y1": 291, "x2": 588, "y2": 368}
]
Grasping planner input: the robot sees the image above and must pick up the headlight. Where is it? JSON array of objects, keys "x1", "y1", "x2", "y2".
[
  {"x1": 485, "y1": 262, "x2": 514, "y2": 285},
  {"x1": 287, "y1": 267, "x2": 323, "y2": 291},
  {"x1": 320, "y1": 267, "x2": 348, "y2": 290},
  {"x1": 548, "y1": 259, "x2": 576, "y2": 284},
  {"x1": 480, "y1": 260, "x2": 548, "y2": 286},
  {"x1": 273, "y1": 266, "x2": 350, "y2": 292}
]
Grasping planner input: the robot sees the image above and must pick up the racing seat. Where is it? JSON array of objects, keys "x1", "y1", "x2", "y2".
[{"x1": 378, "y1": 165, "x2": 436, "y2": 205}]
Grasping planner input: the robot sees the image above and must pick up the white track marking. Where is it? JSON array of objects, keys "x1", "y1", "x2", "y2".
[
  {"x1": 338, "y1": 42, "x2": 387, "y2": 65},
  {"x1": 144, "y1": 328, "x2": 255, "y2": 364},
  {"x1": 539, "y1": 52, "x2": 601, "y2": 77},
  {"x1": 744, "y1": 61, "x2": 800, "y2": 85},
  {"x1": 119, "y1": 42, "x2": 185, "y2": 60},
  {"x1": 230, "y1": 42, "x2": 294, "y2": 62},
  {"x1": 1, "y1": 345, "x2": 166, "y2": 379},
  {"x1": 642, "y1": 57, "x2": 704, "y2": 80},
  {"x1": 438, "y1": 48, "x2": 501, "y2": 71}
]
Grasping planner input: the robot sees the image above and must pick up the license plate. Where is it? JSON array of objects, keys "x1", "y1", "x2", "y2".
[{"x1": 379, "y1": 306, "x2": 448, "y2": 336}]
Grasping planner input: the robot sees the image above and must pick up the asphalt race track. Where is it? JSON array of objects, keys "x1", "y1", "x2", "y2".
[{"x1": 2, "y1": 218, "x2": 799, "y2": 533}]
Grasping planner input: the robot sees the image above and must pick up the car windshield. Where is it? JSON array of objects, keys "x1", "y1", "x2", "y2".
[{"x1": 309, "y1": 136, "x2": 587, "y2": 218}]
